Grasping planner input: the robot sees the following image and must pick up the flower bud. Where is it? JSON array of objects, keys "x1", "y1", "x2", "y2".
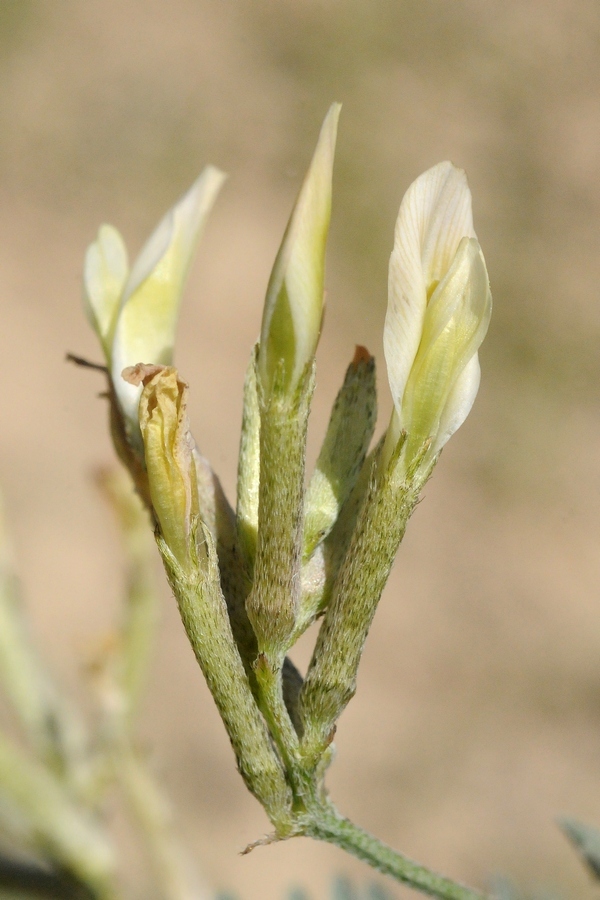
[
  {"x1": 383, "y1": 161, "x2": 492, "y2": 468},
  {"x1": 257, "y1": 103, "x2": 340, "y2": 398}
]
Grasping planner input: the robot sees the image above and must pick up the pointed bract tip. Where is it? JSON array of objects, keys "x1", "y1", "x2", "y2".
[{"x1": 352, "y1": 345, "x2": 372, "y2": 366}]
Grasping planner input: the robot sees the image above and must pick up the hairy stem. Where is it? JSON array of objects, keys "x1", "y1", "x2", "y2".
[{"x1": 307, "y1": 806, "x2": 488, "y2": 900}]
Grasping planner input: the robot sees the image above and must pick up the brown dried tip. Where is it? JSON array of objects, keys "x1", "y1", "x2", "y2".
[
  {"x1": 352, "y1": 345, "x2": 372, "y2": 366},
  {"x1": 122, "y1": 363, "x2": 166, "y2": 387},
  {"x1": 240, "y1": 832, "x2": 281, "y2": 855}
]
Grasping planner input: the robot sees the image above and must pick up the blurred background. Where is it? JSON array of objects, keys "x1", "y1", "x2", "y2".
[{"x1": 1, "y1": 0, "x2": 600, "y2": 897}]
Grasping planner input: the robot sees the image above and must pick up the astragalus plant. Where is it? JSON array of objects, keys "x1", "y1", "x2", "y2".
[{"x1": 82, "y1": 104, "x2": 492, "y2": 900}]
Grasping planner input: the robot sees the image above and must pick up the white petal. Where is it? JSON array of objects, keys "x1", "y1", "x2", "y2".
[
  {"x1": 400, "y1": 238, "x2": 491, "y2": 453},
  {"x1": 83, "y1": 225, "x2": 128, "y2": 359},
  {"x1": 434, "y1": 353, "x2": 481, "y2": 453},
  {"x1": 384, "y1": 162, "x2": 475, "y2": 415},
  {"x1": 409, "y1": 161, "x2": 475, "y2": 287},
  {"x1": 421, "y1": 237, "x2": 491, "y2": 368},
  {"x1": 258, "y1": 103, "x2": 340, "y2": 394},
  {"x1": 111, "y1": 165, "x2": 226, "y2": 435}
]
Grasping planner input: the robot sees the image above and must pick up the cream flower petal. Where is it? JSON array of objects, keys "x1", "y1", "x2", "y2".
[
  {"x1": 418, "y1": 237, "x2": 491, "y2": 380},
  {"x1": 112, "y1": 166, "x2": 226, "y2": 436},
  {"x1": 83, "y1": 225, "x2": 129, "y2": 359},
  {"x1": 384, "y1": 161, "x2": 475, "y2": 418},
  {"x1": 400, "y1": 237, "x2": 491, "y2": 457},
  {"x1": 434, "y1": 353, "x2": 481, "y2": 454}
]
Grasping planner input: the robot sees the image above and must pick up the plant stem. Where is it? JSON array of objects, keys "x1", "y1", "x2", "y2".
[
  {"x1": 246, "y1": 379, "x2": 311, "y2": 662},
  {"x1": 255, "y1": 661, "x2": 298, "y2": 759},
  {"x1": 253, "y1": 658, "x2": 311, "y2": 811},
  {"x1": 158, "y1": 534, "x2": 293, "y2": 832},
  {"x1": 306, "y1": 806, "x2": 488, "y2": 900}
]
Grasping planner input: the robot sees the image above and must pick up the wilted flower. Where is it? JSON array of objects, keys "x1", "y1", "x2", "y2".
[
  {"x1": 383, "y1": 161, "x2": 492, "y2": 469},
  {"x1": 83, "y1": 167, "x2": 226, "y2": 447},
  {"x1": 123, "y1": 364, "x2": 198, "y2": 569}
]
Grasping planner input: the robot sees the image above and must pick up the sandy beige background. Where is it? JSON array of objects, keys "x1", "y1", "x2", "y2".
[{"x1": 1, "y1": 2, "x2": 600, "y2": 897}]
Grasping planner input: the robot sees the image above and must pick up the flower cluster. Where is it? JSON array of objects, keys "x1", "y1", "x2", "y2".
[{"x1": 83, "y1": 105, "x2": 491, "y2": 849}]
